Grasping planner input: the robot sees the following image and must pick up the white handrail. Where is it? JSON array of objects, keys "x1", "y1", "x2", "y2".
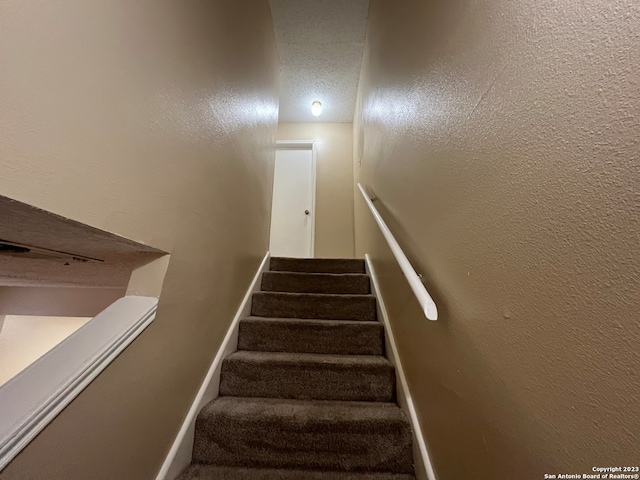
[
  {"x1": 357, "y1": 183, "x2": 438, "y2": 320},
  {"x1": 0, "y1": 296, "x2": 158, "y2": 470}
]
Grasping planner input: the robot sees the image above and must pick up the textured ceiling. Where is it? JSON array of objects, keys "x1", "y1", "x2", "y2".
[{"x1": 269, "y1": 0, "x2": 369, "y2": 123}]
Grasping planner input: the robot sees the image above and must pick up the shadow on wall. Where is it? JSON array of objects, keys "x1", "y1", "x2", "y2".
[{"x1": 0, "y1": 315, "x2": 91, "y2": 386}]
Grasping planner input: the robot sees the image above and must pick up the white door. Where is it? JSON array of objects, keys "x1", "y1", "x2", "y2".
[{"x1": 269, "y1": 145, "x2": 315, "y2": 258}]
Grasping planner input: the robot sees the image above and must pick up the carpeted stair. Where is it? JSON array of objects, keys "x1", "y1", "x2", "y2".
[{"x1": 178, "y1": 257, "x2": 415, "y2": 480}]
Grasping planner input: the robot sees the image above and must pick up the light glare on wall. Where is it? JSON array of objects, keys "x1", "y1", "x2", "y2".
[{"x1": 311, "y1": 101, "x2": 322, "y2": 116}]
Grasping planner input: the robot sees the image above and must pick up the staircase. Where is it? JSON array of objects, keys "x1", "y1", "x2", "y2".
[{"x1": 178, "y1": 257, "x2": 415, "y2": 480}]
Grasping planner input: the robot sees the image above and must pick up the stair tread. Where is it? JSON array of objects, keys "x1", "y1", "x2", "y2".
[
  {"x1": 242, "y1": 316, "x2": 381, "y2": 326},
  {"x1": 178, "y1": 465, "x2": 415, "y2": 480},
  {"x1": 193, "y1": 397, "x2": 413, "y2": 473},
  {"x1": 226, "y1": 350, "x2": 392, "y2": 366},
  {"x1": 263, "y1": 272, "x2": 370, "y2": 279},
  {"x1": 270, "y1": 257, "x2": 366, "y2": 274},
  {"x1": 251, "y1": 292, "x2": 377, "y2": 322},
  {"x1": 238, "y1": 317, "x2": 384, "y2": 355},
  {"x1": 262, "y1": 271, "x2": 371, "y2": 294},
  {"x1": 221, "y1": 351, "x2": 395, "y2": 402},
  {"x1": 256, "y1": 291, "x2": 375, "y2": 299},
  {"x1": 264, "y1": 272, "x2": 369, "y2": 277},
  {"x1": 200, "y1": 396, "x2": 407, "y2": 423}
]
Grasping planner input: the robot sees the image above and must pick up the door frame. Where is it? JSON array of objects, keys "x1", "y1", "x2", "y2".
[{"x1": 274, "y1": 140, "x2": 317, "y2": 258}]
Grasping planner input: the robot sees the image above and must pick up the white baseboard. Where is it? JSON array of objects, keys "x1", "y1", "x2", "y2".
[
  {"x1": 155, "y1": 252, "x2": 271, "y2": 480},
  {"x1": 365, "y1": 254, "x2": 437, "y2": 480}
]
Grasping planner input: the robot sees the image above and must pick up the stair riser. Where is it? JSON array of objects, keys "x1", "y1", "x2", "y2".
[
  {"x1": 270, "y1": 257, "x2": 365, "y2": 274},
  {"x1": 251, "y1": 293, "x2": 377, "y2": 321},
  {"x1": 261, "y1": 272, "x2": 371, "y2": 295},
  {"x1": 193, "y1": 415, "x2": 413, "y2": 473},
  {"x1": 220, "y1": 359, "x2": 395, "y2": 402},
  {"x1": 179, "y1": 465, "x2": 416, "y2": 479},
  {"x1": 238, "y1": 319, "x2": 384, "y2": 355}
]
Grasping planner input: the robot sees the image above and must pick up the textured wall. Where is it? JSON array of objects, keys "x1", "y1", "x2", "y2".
[
  {"x1": 0, "y1": 1, "x2": 279, "y2": 478},
  {"x1": 278, "y1": 123, "x2": 355, "y2": 258},
  {"x1": 354, "y1": 1, "x2": 640, "y2": 479}
]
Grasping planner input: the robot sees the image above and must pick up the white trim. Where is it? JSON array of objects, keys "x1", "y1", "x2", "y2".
[
  {"x1": 275, "y1": 140, "x2": 317, "y2": 258},
  {"x1": 310, "y1": 143, "x2": 317, "y2": 258},
  {"x1": 155, "y1": 252, "x2": 271, "y2": 480},
  {"x1": 358, "y1": 183, "x2": 438, "y2": 320},
  {"x1": 0, "y1": 295, "x2": 158, "y2": 471},
  {"x1": 365, "y1": 255, "x2": 437, "y2": 480}
]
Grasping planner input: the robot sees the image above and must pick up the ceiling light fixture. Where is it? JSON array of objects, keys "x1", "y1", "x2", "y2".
[{"x1": 311, "y1": 100, "x2": 322, "y2": 116}]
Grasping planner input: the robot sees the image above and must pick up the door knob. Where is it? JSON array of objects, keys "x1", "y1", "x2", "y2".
[{"x1": 305, "y1": 210, "x2": 310, "y2": 215}]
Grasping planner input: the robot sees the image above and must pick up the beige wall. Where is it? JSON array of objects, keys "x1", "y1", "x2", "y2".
[
  {"x1": 354, "y1": 1, "x2": 640, "y2": 479},
  {"x1": 0, "y1": 287, "x2": 125, "y2": 317},
  {"x1": 0, "y1": 1, "x2": 279, "y2": 479},
  {"x1": 0, "y1": 316, "x2": 91, "y2": 386},
  {"x1": 277, "y1": 123, "x2": 355, "y2": 258}
]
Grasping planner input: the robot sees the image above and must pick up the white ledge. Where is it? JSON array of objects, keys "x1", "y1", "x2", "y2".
[
  {"x1": 358, "y1": 183, "x2": 438, "y2": 320},
  {"x1": 0, "y1": 295, "x2": 158, "y2": 470}
]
